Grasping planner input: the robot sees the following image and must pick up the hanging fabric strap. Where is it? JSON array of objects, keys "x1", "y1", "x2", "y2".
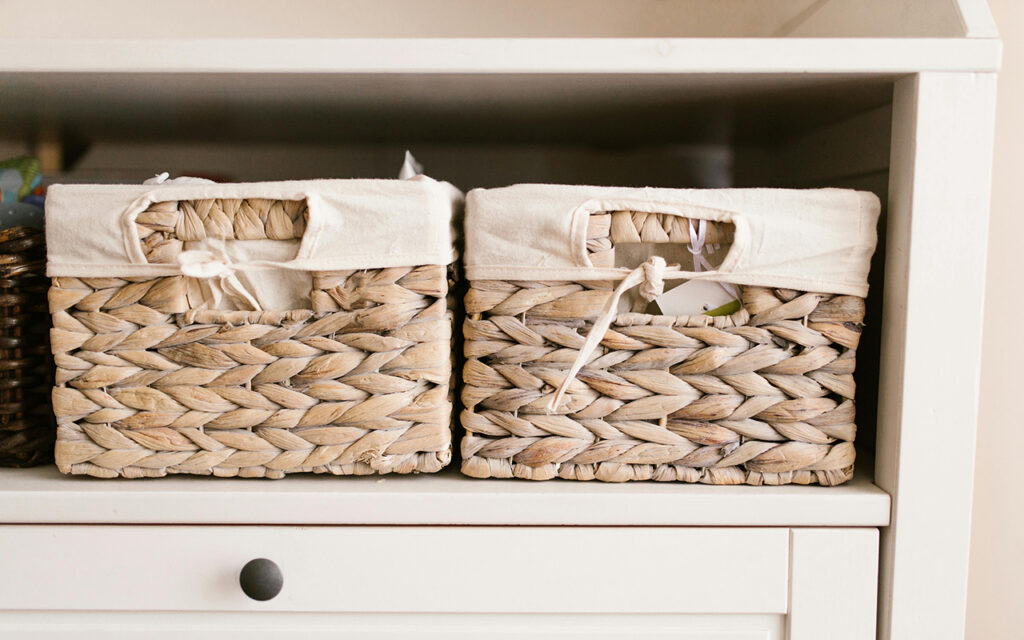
[
  {"x1": 547, "y1": 256, "x2": 673, "y2": 412},
  {"x1": 546, "y1": 222, "x2": 743, "y2": 413}
]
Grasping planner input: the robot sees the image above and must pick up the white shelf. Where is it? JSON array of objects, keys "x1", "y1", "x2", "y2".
[
  {"x1": 0, "y1": 465, "x2": 890, "y2": 527},
  {"x1": 0, "y1": 38, "x2": 1001, "y2": 75},
  {"x1": 0, "y1": 0, "x2": 998, "y2": 39}
]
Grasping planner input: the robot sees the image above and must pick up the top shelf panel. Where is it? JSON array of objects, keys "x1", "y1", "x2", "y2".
[
  {"x1": 0, "y1": 0, "x2": 998, "y2": 39},
  {"x1": 0, "y1": 37, "x2": 1001, "y2": 75},
  {"x1": 0, "y1": 2, "x2": 1002, "y2": 76}
]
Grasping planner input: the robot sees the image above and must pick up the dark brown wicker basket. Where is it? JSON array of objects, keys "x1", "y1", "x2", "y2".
[{"x1": 0, "y1": 227, "x2": 54, "y2": 466}]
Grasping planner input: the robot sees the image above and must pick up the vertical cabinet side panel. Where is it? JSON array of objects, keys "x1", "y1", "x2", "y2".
[{"x1": 877, "y1": 72, "x2": 998, "y2": 640}]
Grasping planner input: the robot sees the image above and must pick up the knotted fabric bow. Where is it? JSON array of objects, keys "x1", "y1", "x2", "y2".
[
  {"x1": 177, "y1": 246, "x2": 266, "y2": 311},
  {"x1": 547, "y1": 256, "x2": 672, "y2": 412}
]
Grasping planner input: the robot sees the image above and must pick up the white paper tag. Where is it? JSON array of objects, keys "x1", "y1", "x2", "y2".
[{"x1": 655, "y1": 280, "x2": 737, "y2": 316}]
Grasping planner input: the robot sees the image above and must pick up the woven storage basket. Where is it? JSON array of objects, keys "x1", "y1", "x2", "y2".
[
  {"x1": 461, "y1": 185, "x2": 880, "y2": 485},
  {"x1": 0, "y1": 227, "x2": 55, "y2": 466},
  {"x1": 46, "y1": 179, "x2": 457, "y2": 478}
]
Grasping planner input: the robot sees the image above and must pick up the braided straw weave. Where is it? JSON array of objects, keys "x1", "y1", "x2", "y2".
[
  {"x1": 51, "y1": 198, "x2": 452, "y2": 478},
  {"x1": 0, "y1": 227, "x2": 55, "y2": 466},
  {"x1": 461, "y1": 210, "x2": 862, "y2": 485}
]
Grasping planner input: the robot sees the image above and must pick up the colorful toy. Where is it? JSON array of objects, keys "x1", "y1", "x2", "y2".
[
  {"x1": 0, "y1": 156, "x2": 44, "y2": 228},
  {"x1": 0, "y1": 156, "x2": 41, "y2": 203}
]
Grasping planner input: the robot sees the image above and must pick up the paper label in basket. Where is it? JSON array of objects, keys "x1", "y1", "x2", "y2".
[{"x1": 654, "y1": 279, "x2": 739, "y2": 317}]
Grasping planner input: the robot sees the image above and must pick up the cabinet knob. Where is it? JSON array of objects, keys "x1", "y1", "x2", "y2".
[{"x1": 239, "y1": 558, "x2": 283, "y2": 601}]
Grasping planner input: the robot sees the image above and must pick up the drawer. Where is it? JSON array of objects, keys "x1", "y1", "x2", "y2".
[
  {"x1": 0, "y1": 526, "x2": 790, "y2": 614},
  {"x1": 0, "y1": 612, "x2": 788, "y2": 639}
]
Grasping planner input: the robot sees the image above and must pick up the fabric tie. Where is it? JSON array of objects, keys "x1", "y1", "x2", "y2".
[
  {"x1": 547, "y1": 256, "x2": 670, "y2": 413},
  {"x1": 177, "y1": 248, "x2": 264, "y2": 311},
  {"x1": 688, "y1": 218, "x2": 739, "y2": 300}
]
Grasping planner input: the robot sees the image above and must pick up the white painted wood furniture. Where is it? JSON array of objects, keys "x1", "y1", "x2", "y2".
[{"x1": 0, "y1": 1, "x2": 1000, "y2": 637}]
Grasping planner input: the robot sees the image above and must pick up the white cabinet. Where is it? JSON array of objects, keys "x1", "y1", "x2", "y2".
[
  {"x1": 0, "y1": 1, "x2": 1000, "y2": 638},
  {"x1": 0, "y1": 467, "x2": 890, "y2": 636},
  {"x1": 0, "y1": 468, "x2": 888, "y2": 637},
  {"x1": 0, "y1": 524, "x2": 877, "y2": 639}
]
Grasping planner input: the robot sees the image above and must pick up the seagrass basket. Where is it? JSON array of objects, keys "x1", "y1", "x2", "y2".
[
  {"x1": 46, "y1": 179, "x2": 457, "y2": 478},
  {"x1": 461, "y1": 185, "x2": 880, "y2": 485},
  {"x1": 0, "y1": 227, "x2": 55, "y2": 466}
]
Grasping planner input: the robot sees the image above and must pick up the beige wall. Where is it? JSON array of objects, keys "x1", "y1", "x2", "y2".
[{"x1": 966, "y1": 1, "x2": 1024, "y2": 638}]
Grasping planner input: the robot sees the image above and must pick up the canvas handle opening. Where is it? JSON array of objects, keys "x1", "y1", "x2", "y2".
[
  {"x1": 123, "y1": 194, "x2": 315, "y2": 312},
  {"x1": 572, "y1": 198, "x2": 744, "y2": 276}
]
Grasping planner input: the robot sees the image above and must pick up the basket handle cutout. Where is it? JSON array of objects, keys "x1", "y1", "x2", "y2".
[
  {"x1": 582, "y1": 205, "x2": 741, "y2": 316},
  {"x1": 590, "y1": 210, "x2": 735, "y2": 274},
  {"x1": 572, "y1": 198, "x2": 746, "y2": 280},
  {"x1": 124, "y1": 195, "x2": 316, "y2": 312}
]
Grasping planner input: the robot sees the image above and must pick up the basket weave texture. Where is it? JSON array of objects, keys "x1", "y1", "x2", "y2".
[
  {"x1": 51, "y1": 198, "x2": 452, "y2": 478},
  {"x1": 0, "y1": 227, "x2": 55, "y2": 467},
  {"x1": 461, "y1": 211, "x2": 863, "y2": 485}
]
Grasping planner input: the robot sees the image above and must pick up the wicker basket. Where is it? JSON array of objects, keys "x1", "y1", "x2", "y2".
[
  {"x1": 0, "y1": 227, "x2": 55, "y2": 467},
  {"x1": 461, "y1": 186, "x2": 878, "y2": 485},
  {"x1": 47, "y1": 181, "x2": 456, "y2": 478}
]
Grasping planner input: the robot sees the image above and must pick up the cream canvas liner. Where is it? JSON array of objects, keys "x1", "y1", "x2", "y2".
[
  {"x1": 465, "y1": 184, "x2": 881, "y2": 297},
  {"x1": 46, "y1": 177, "x2": 460, "y2": 311}
]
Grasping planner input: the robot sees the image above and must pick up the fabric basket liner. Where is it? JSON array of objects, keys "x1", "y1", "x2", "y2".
[
  {"x1": 46, "y1": 177, "x2": 458, "y2": 279},
  {"x1": 465, "y1": 184, "x2": 880, "y2": 297}
]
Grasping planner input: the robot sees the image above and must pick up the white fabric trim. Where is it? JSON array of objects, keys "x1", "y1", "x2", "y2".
[
  {"x1": 46, "y1": 177, "x2": 460, "y2": 279},
  {"x1": 465, "y1": 185, "x2": 880, "y2": 297}
]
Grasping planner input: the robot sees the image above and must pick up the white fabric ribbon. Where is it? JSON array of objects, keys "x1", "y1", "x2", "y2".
[
  {"x1": 687, "y1": 218, "x2": 739, "y2": 300},
  {"x1": 547, "y1": 256, "x2": 672, "y2": 413},
  {"x1": 177, "y1": 248, "x2": 267, "y2": 311}
]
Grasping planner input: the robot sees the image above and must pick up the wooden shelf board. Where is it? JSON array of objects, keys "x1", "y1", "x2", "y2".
[
  {"x1": 0, "y1": 38, "x2": 1001, "y2": 75},
  {"x1": 0, "y1": 464, "x2": 890, "y2": 527}
]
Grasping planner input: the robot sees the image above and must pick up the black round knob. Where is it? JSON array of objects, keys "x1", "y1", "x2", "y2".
[{"x1": 239, "y1": 558, "x2": 283, "y2": 601}]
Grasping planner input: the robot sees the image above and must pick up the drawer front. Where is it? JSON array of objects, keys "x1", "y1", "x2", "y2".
[
  {"x1": 0, "y1": 526, "x2": 789, "y2": 614},
  {"x1": 0, "y1": 612, "x2": 787, "y2": 639}
]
